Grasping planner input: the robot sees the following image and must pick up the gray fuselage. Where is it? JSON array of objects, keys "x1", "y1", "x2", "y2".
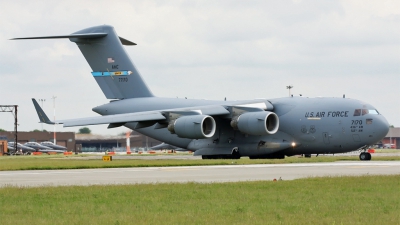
[{"x1": 93, "y1": 96, "x2": 389, "y2": 156}]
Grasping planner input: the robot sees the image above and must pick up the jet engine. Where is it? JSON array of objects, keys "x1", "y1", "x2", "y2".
[
  {"x1": 168, "y1": 115, "x2": 216, "y2": 139},
  {"x1": 230, "y1": 111, "x2": 279, "y2": 136}
]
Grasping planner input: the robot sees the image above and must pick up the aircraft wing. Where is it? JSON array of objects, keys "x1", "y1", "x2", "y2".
[
  {"x1": 60, "y1": 111, "x2": 167, "y2": 127},
  {"x1": 32, "y1": 98, "x2": 230, "y2": 127}
]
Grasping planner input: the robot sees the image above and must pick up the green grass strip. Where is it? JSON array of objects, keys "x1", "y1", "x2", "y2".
[{"x1": 0, "y1": 175, "x2": 399, "y2": 224}]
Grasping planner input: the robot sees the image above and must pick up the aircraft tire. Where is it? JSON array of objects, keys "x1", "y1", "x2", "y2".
[
  {"x1": 202, "y1": 155, "x2": 209, "y2": 159},
  {"x1": 304, "y1": 154, "x2": 311, "y2": 158},
  {"x1": 359, "y1": 152, "x2": 370, "y2": 161}
]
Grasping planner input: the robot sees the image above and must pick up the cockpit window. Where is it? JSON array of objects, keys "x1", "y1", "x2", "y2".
[
  {"x1": 353, "y1": 109, "x2": 361, "y2": 116},
  {"x1": 368, "y1": 109, "x2": 379, "y2": 115},
  {"x1": 353, "y1": 108, "x2": 380, "y2": 116},
  {"x1": 362, "y1": 109, "x2": 368, "y2": 115}
]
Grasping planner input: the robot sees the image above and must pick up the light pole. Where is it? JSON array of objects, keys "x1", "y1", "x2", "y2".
[
  {"x1": 52, "y1": 96, "x2": 57, "y2": 144},
  {"x1": 286, "y1": 85, "x2": 293, "y2": 97},
  {"x1": 38, "y1": 99, "x2": 46, "y2": 131}
]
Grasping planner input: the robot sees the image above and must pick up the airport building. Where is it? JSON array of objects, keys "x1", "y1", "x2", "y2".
[
  {"x1": 0, "y1": 130, "x2": 161, "y2": 153},
  {"x1": 381, "y1": 127, "x2": 400, "y2": 149},
  {"x1": 0, "y1": 131, "x2": 75, "y2": 151},
  {"x1": 75, "y1": 131, "x2": 162, "y2": 152}
]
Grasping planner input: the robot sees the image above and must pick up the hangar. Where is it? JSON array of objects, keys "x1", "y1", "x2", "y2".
[
  {"x1": 0, "y1": 131, "x2": 75, "y2": 151},
  {"x1": 75, "y1": 131, "x2": 162, "y2": 152},
  {"x1": 381, "y1": 127, "x2": 400, "y2": 149},
  {"x1": 0, "y1": 130, "x2": 161, "y2": 153}
]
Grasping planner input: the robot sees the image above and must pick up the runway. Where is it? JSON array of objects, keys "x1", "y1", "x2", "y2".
[{"x1": 1, "y1": 161, "x2": 399, "y2": 187}]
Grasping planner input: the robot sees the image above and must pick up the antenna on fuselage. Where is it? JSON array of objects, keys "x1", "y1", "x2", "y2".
[{"x1": 343, "y1": 94, "x2": 346, "y2": 98}]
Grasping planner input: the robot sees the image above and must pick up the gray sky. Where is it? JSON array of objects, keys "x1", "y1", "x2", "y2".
[{"x1": 1, "y1": 0, "x2": 399, "y2": 135}]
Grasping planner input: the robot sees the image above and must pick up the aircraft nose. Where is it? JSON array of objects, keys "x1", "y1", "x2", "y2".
[{"x1": 375, "y1": 115, "x2": 390, "y2": 140}]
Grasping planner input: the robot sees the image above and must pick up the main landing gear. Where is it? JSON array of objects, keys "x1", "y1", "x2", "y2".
[{"x1": 359, "y1": 152, "x2": 371, "y2": 161}]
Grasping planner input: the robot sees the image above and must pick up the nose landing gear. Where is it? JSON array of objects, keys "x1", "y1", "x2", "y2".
[{"x1": 359, "y1": 152, "x2": 371, "y2": 161}]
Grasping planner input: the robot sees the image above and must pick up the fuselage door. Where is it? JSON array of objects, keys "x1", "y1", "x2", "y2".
[{"x1": 322, "y1": 132, "x2": 330, "y2": 144}]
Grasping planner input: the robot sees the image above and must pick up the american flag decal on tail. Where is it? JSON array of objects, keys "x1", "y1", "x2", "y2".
[{"x1": 107, "y1": 57, "x2": 115, "y2": 63}]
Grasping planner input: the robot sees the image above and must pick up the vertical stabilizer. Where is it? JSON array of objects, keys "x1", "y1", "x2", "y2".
[{"x1": 70, "y1": 25, "x2": 154, "y2": 99}]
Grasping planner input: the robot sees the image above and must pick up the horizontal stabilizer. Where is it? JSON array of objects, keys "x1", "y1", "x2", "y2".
[
  {"x1": 10, "y1": 33, "x2": 107, "y2": 40},
  {"x1": 11, "y1": 33, "x2": 136, "y2": 46}
]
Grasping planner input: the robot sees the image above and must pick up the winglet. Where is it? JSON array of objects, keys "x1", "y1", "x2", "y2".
[{"x1": 32, "y1": 98, "x2": 56, "y2": 124}]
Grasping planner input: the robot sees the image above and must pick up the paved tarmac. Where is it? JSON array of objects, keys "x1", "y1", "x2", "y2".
[
  {"x1": 66, "y1": 152, "x2": 400, "y2": 160},
  {"x1": 1, "y1": 161, "x2": 399, "y2": 187}
]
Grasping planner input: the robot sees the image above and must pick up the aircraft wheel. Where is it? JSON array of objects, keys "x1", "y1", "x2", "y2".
[
  {"x1": 202, "y1": 155, "x2": 209, "y2": 159},
  {"x1": 359, "y1": 152, "x2": 369, "y2": 161},
  {"x1": 304, "y1": 154, "x2": 311, "y2": 158},
  {"x1": 366, "y1": 152, "x2": 372, "y2": 160}
]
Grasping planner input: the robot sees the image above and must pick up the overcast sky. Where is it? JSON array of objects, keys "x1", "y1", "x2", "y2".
[{"x1": 0, "y1": 0, "x2": 399, "y2": 135}]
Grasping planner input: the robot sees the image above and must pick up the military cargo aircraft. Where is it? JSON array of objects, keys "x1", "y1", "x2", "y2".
[{"x1": 12, "y1": 25, "x2": 389, "y2": 160}]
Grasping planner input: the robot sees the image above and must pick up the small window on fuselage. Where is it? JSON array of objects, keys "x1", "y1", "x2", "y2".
[{"x1": 366, "y1": 119, "x2": 373, "y2": 124}]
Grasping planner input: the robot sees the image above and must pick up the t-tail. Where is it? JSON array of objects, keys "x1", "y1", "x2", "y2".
[{"x1": 12, "y1": 25, "x2": 154, "y2": 99}]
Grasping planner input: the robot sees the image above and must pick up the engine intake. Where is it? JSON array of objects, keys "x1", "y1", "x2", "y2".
[
  {"x1": 168, "y1": 115, "x2": 216, "y2": 139},
  {"x1": 230, "y1": 111, "x2": 279, "y2": 135}
]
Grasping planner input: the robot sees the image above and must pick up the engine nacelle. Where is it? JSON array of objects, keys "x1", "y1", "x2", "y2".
[
  {"x1": 230, "y1": 111, "x2": 279, "y2": 136},
  {"x1": 168, "y1": 115, "x2": 216, "y2": 139}
]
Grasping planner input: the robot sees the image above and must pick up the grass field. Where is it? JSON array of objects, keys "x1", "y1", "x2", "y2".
[
  {"x1": 0, "y1": 175, "x2": 399, "y2": 224},
  {"x1": 1, "y1": 154, "x2": 400, "y2": 171}
]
